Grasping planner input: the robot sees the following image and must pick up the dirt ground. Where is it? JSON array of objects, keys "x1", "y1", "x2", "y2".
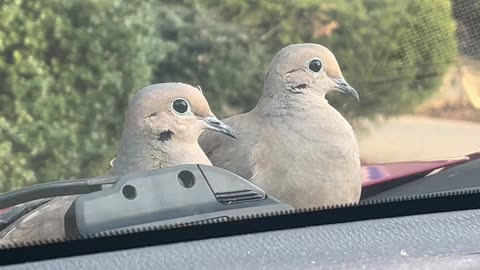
[
  {"x1": 358, "y1": 58, "x2": 480, "y2": 164},
  {"x1": 357, "y1": 114, "x2": 480, "y2": 164},
  {"x1": 420, "y1": 104, "x2": 480, "y2": 123}
]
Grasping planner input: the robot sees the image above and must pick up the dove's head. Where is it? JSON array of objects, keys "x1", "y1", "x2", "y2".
[
  {"x1": 264, "y1": 43, "x2": 359, "y2": 102},
  {"x1": 125, "y1": 83, "x2": 236, "y2": 146}
]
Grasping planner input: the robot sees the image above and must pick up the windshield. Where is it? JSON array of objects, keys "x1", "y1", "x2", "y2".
[{"x1": 0, "y1": 0, "x2": 479, "y2": 245}]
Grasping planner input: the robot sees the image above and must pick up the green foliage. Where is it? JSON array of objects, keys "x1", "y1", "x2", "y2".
[
  {"x1": 152, "y1": 2, "x2": 267, "y2": 115},
  {"x1": 453, "y1": 0, "x2": 480, "y2": 59},
  {"x1": 199, "y1": 0, "x2": 458, "y2": 118},
  {"x1": 198, "y1": 0, "x2": 333, "y2": 46},
  {"x1": 0, "y1": 0, "x2": 168, "y2": 191}
]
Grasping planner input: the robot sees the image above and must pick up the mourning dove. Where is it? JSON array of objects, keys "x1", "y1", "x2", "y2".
[
  {"x1": 0, "y1": 83, "x2": 236, "y2": 244},
  {"x1": 199, "y1": 43, "x2": 362, "y2": 208},
  {"x1": 107, "y1": 83, "x2": 236, "y2": 175}
]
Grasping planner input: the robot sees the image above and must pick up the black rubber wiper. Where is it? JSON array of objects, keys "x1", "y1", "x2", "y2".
[{"x1": 0, "y1": 176, "x2": 118, "y2": 210}]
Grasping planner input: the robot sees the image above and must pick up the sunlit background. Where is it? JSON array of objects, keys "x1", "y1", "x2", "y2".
[{"x1": 0, "y1": 0, "x2": 479, "y2": 192}]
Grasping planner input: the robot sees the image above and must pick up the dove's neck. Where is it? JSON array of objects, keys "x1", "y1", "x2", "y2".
[
  {"x1": 110, "y1": 131, "x2": 167, "y2": 176},
  {"x1": 253, "y1": 84, "x2": 353, "y2": 140},
  {"x1": 111, "y1": 130, "x2": 211, "y2": 176},
  {"x1": 253, "y1": 83, "x2": 329, "y2": 117},
  {"x1": 253, "y1": 76, "x2": 331, "y2": 115},
  {"x1": 159, "y1": 141, "x2": 213, "y2": 167}
]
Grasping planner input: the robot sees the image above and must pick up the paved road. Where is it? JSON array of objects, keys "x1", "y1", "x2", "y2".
[{"x1": 357, "y1": 115, "x2": 480, "y2": 163}]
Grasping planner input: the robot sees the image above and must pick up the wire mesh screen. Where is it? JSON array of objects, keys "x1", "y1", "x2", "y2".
[{"x1": 454, "y1": 0, "x2": 480, "y2": 60}]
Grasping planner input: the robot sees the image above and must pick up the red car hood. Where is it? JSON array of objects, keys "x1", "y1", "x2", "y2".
[
  {"x1": 1, "y1": 152, "x2": 480, "y2": 214},
  {"x1": 362, "y1": 151, "x2": 480, "y2": 187}
]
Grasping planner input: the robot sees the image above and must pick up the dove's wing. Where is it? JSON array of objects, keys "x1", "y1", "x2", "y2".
[{"x1": 199, "y1": 112, "x2": 261, "y2": 181}]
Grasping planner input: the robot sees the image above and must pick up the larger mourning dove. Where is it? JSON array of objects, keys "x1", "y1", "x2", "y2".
[
  {"x1": 0, "y1": 83, "x2": 235, "y2": 244},
  {"x1": 199, "y1": 43, "x2": 362, "y2": 208}
]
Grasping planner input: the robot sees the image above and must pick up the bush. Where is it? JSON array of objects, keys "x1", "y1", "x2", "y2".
[
  {"x1": 152, "y1": 1, "x2": 267, "y2": 116},
  {"x1": 0, "y1": 0, "x2": 169, "y2": 191},
  {"x1": 198, "y1": 0, "x2": 458, "y2": 119}
]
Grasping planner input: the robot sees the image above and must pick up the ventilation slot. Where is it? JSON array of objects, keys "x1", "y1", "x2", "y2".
[{"x1": 214, "y1": 189, "x2": 264, "y2": 204}]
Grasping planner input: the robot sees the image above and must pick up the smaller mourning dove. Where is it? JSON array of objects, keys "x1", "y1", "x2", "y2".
[
  {"x1": 107, "y1": 83, "x2": 236, "y2": 176},
  {"x1": 199, "y1": 43, "x2": 362, "y2": 209},
  {"x1": 0, "y1": 83, "x2": 235, "y2": 244}
]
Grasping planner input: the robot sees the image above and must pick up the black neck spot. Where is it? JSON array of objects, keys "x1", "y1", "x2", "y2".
[
  {"x1": 146, "y1": 112, "x2": 158, "y2": 118},
  {"x1": 293, "y1": 83, "x2": 308, "y2": 90},
  {"x1": 158, "y1": 130, "x2": 174, "y2": 143}
]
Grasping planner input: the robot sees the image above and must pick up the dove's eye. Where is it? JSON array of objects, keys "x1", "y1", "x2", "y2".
[
  {"x1": 172, "y1": 98, "x2": 190, "y2": 114},
  {"x1": 308, "y1": 58, "x2": 323, "y2": 73}
]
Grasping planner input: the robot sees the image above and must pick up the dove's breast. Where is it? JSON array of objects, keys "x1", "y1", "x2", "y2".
[{"x1": 250, "y1": 110, "x2": 361, "y2": 208}]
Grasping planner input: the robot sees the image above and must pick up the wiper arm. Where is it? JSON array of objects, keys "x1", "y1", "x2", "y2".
[
  {"x1": 64, "y1": 164, "x2": 292, "y2": 237},
  {"x1": 0, "y1": 165, "x2": 292, "y2": 237},
  {"x1": 0, "y1": 176, "x2": 118, "y2": 210}
]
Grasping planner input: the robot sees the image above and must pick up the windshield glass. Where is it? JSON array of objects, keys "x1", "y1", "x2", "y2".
[{"x1": 0, "y1": 0, "x2": 479, "y2": 245}]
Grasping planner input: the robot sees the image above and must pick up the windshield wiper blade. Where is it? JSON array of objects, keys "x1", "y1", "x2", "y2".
[{"x1": 0, "y1": 176, "x2": 118, "y2": 210}]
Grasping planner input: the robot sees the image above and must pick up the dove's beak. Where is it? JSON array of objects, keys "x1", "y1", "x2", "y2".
[
  {"x1": 333, "y1": 78, "x2": 359, "y2": 102},
  {"x1": 202, "y1": 116, "x2": 237, "y2": 139}
]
